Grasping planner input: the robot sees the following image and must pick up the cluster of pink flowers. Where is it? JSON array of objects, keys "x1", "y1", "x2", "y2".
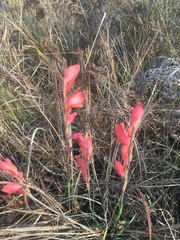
[
  {"x1": 114, "y1": 102, "x2": 144, "y2": 178},
  {"x1": 0, "y1": 158, "x2": 24, "y2": 194},
  {"x1": 0, "y1": 65, "x2": 145, "y2": 197},
  {"x1": 62, "y1": 65, "x2": 93, "y2": 181}
]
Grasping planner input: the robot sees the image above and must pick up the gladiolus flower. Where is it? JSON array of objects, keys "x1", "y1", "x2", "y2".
[
  {"x1": 16, "y1": 172, "x2": 24, "y2": 182},
  {"x1": 69, "y1": 133, "x2": 93, "y2": 161},
  {"x1": 62, "y1": 64, "x2": 93, "y2": 184},
  {"x1": 2, "y1": 182, "x2": 23, "y2": 194},
  {"x1": 66, "y1": 88, "x2": 85, "y2": 115},
  {"x1": 75, "y1": 156, "x2": 88, "y2": 181},
  {"x1": 114, "y1": 160, "x2": 125, "y2": 179},
  {"x1": 0, "y1": 158, "x2": 18, "y2": 177},
  {"x1": 68, "y1": 132, "x2": 83, "y2": 141},
  {"x1": 114, "y1": 102, "x2": 144, "y2": 181},
  {"x1": 63, "y1": 64, "x2": 80, "y2": 96},
  {"x1": 0, "y1": 158, "x2": 25, "y2": 195},
  {"x1": 130, "y1": 102, "x2": 144, "y2": 133},
  {"x1": 115, "y1": 123, "x2": 130, "y2": 146},
  {"x1": 0, "y1": 158, "x2": 24, "y2": 181},
  {"x1": 66, "y1": 112, "x2": 78, "y2": 125}
]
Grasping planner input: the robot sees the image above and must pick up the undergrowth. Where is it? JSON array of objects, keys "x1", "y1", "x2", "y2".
[{"x1": 0, "y1": 0, "x2": 179, "y2": 239}]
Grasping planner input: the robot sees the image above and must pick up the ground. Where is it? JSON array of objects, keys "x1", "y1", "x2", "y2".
[{"x1": 0, "y1": 0, "x2": 179, "y2": 239}]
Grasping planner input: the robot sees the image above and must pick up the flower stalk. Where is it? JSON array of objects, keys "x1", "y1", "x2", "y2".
[
  {"x1": 62, "y1": 65, "x2": 93, "y2": 190},
  {"x1": 114, "y1": 102, "x2": 144, "y2": 211},
  {"x1": 62, "y1": 65, "x2": 83, "y2": 168}
]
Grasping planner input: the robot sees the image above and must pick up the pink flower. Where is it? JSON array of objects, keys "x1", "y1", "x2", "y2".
[
  {"x1": 2, "y1": 182, "x2": 23, "y2": 194},
  {"x1": 69, "y1": 133, "x2": 93, "y2": 161},
  {"x1": 0, "y1": 158, "x2": 25, "y2": 195},
  {"x1": 75, "y1": 156, "x2": 88, "y2": 181},
  {"x1": 114, "y1": 160, "x2": 125, "y2": 179},
  {"x1": 63, "y1": 65, "x2": 80, "y2": 96},
  {"x1": 130, "y1": 102, "x2": 144, "y2": 133},
  {"x1": 69, "y1": 132, "x2": 83, "y2": 140},
  {"x1": 66, "y1": 88, "x2": 85, "y2": 115},
  {"x1": 0, "y1": 158, "x2": 18, "y2": 177},
  {"x1": 121, "y1": 144, "x2": 129, "y2": 163},
  {"x1": 16, "y1": 172, "x2": 24, "y2": 182},
  {"x1": 0, "y1": 158, "x2": 24, "y2": 181},
  {"x1": 66, "y1": 112, "x2": 78, "y2": 125},
  {"x1": 115, "y1": 123, "x2": 130, "y2": 146}
]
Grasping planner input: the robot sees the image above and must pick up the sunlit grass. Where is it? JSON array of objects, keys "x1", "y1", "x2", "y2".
[{"x1": 0, "y1": 0, "x2": 179, "y2": 239}]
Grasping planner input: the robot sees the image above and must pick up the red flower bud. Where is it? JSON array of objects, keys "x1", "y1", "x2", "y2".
[
  {"x1": 69, "y1": 133, "x2": 93, "y2": 161},
  {"x1": 75, "y1": 156, "x2": 88, "y2": 181},
  {"x1": 66, "y1": 112, "x2": 78, "y2": 125},
  {"x1": 0, "y1": 158, "x2": 24, "y2": 181},
  {"x1": 114, "y1": 160, "x2": 125, "y2": 179},
  {"x1": 66, "y1": 88, "x2": 85, "y2": 115},
  {"x1": 63, "y1": 65, "x2": 80, "y2": 96},
  {"x1": 130, "y1": 102, "x2": 144, "y2": 133},
  {"x1": 2, "y1": 182, "x2": 23, "y2": 194},
  {"x1": 115, "y1": 123, "x2": 130, "y2": 146}
]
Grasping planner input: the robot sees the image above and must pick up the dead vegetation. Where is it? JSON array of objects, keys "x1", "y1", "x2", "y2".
[{"x1": 0, "y1": 0, "x2": 179, "y2": 239}]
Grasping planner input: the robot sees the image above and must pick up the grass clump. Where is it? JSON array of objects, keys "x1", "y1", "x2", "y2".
[{"x1": 0, "y1": 0, "x2": 179, "y2": 239}]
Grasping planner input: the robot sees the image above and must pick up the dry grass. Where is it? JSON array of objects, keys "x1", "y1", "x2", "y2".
[{"x1": 0, "y1": 0, "x2": 179, "y2": 239}]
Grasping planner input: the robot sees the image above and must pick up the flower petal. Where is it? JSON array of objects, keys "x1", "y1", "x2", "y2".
[
  {"x1": 66, "y1": 89, "x2": 85, "y2": 115},
  {"x1": 2, "y1": 182, "x2": 23, "y2": 194},
  {"x1": 63, "y1": 65, "x2": 80, "y2": 96},
  {"x1": 114, "y1": 160, "x2": 125, "y2": 178},
  {"x1": 66, "y1": 112, "x2": 78, "y2": 125},
  {"x1": 130, "y1": 102, "x2": 144, "y2": 132},
  {"x1": 17, "y1": 171, "x2": 25, "y2": 181},
  {"x1": 115, "y1": 123, "x2": 130, "y2": 145},
  {"x1": 0, "y1": 158, "x2": 24, "y2": 182},
  {"x1": 75, "y1": 156, "x2": 88, "y2": 181},
  {"x1": 69, "y1": 133, "x2": 93, "y2": 161},
  {"x1": 0, "y1": 158, "x2": 18, "y2": 178}
]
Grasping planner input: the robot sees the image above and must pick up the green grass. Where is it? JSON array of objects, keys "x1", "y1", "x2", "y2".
[{"x1": 0, "y1": 0, "x2": 179, "y2": 239}]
